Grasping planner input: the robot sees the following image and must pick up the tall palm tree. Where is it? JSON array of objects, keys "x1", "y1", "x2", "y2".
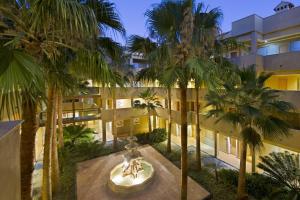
[
  {"x1": 0, "y1": 0, "x2": 125, "y2": 199},
  {"x1": 133, "y1": 88, "x2": 162, "y2": 135},
  {"x1": 128, "y1": 35, "x2": 176, "y2": 152},
  {"x1": 189, "y1": 3, "x2": 223, "y2": 170},
  {"x1": 258, "y1": 152, "x2": 300, "y2": 200},
  {"x1": 175, "y1": 1, "x2": 193, "y2": 199},
  {"x1": 145, "y1": 1, "x2": 226, "y2": 198},
  {"x1": 206, "y1": 66, "x2": 293, "y2": 199},
  {"x1": 0, "y1": 46, "x2": 44, "y2": 200}
]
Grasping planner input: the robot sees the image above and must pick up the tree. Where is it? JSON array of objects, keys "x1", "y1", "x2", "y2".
[
  {"x1": 145, "y1": 1, "x2": 226, "y2": 198},
  {"x1": 133, "y1": 88, "x2": 162, "y2": 135},
  {"x1": 0, "y1": 0, "x2": 124, "y2": 199},
  {"x1": 189, "y1": 3, "x2": 223, "y2": 170},
  {"x1": 258, "y1": 152, "x2": 300, "y2": 200},
  {"x1": 128, "y1": 35, "x2": 176, "y2": 152},
  {"x1": 0, "y1": 46, "x2": 44, "y2": 200},
  {"x1": 63, "y1": 124, "x2": 95, "y2": 146},
  {"x1": 206, "y1": 66, "x2": 293, "y2": 199}
]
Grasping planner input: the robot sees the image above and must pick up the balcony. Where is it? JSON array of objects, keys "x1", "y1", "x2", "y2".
[
  {"x1": 263, "y1": 51, "x2": 300, "y2": 72},
  {"x1": 230, "y1": 54, "x2": 263, "y2": 69},
  {"x1": 278, "y1": 90, "x2": 300, "y2": 110}
]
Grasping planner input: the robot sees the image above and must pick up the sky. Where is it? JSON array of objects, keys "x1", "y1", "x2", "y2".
[{"x1": 110, "y1": 0, "x2": 298, "y2": 44}]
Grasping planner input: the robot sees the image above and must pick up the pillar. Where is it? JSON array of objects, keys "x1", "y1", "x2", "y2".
[
  {"x1": 251, "y1": 146, "x2": 256, "y2": 173},
  {"x1": 102, "y1": 120, "x2": 106, "y2": 143},
  {"x1": 251, "y1": 32, "x2": 258, "y2": 54},
  {"x1": 214, "y1": 131, "x2": 218, "y2": 158}
]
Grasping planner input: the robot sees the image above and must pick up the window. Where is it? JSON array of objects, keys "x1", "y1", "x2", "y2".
[
  {"x1": 290, "y1": 40, "x2": 300, "y2": 52},
  {"x1": 190, "y1": 102, "x2": 195, "y2": 111},
  {"x1": 266, "y1": 44, "x2": 279, "y2": 55},
  {"x1": 230, "y1": 52, "x2": 238, "y2": 58},
  {"x1": 257, "y1": 47, "x2": 267, "y2": 56},
  {"x1": 176, "y1": 101, "x2": 180, "y2": 111}
]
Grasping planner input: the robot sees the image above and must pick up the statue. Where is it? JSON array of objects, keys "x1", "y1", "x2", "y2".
[{"x1": 122, "y1": 136, "x2": 144, "y2": 178}]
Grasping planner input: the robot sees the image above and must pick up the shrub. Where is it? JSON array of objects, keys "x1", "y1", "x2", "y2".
[
  {"x1": 63, "y1": 124, "x2": 95, "y2": 146},
  {"x1": 246, "y1": 173, "x2": 279, "y2": 199},
  {"x1": 136, "y1": 128, "x2": 167, "y2": 144},
  {"x1": 219, "y1": 169, "x2": 281, "y2": 199},
  {"x1": 218, "y1": 169, "x2": 239, "y2": 186}
]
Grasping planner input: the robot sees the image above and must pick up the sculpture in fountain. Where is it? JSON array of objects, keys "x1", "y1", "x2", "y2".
[{"x1": 108, "y1": 136, "x2": 155, "y2": 194}]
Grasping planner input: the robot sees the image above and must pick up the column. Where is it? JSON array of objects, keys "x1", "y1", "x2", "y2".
[
  {"x1": 214, "y1": 131, "x2": 218, "y2": 158},
  {"x1": 131, "y1": 98, "x2": 134, "y2": 108},
  {"x1": 251, "y1": 146, "x2": 256, "y2": 173},
  {"x1": 102, "y1": 120, "x2": 106, "y2": 143},
  {"x1": 251, "y1": 32, "x2": 258, "y2": 54}
]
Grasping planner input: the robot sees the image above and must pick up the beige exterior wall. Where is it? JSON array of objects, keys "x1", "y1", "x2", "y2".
[{"x1": 0, "y1": 121, "x2": 22, "y2": 200}]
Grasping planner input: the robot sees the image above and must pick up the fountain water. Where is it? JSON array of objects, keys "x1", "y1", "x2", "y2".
[{"x1": 108, "y1": 136, "x2": 155, "y2": 194}]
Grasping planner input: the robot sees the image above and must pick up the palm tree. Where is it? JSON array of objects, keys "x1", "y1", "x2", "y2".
[
  {"x1": 1, "y1": 0, "x2": 124, "y2": 199},
  {"x1": 128, "y1": 35, "x2": 176, "y2": 152},
  {"x1": 206, "y1": 66, "x2": 293, "y2": 199},
  {"x1": 189, "y1": 3, "x2": 223, "y2": 170},
  {"x1": 133, "y1": 88, "x2": 162, "y2": 136},
  {"x1": 258, "y1": 152, "x2": 300, "y2": 200},
  {"x1": 0, "y1": 46, "x2": 44, "y2": 200},
  {"x1": 145, "y1": 1, "x2": 225, "y2": 198},
  {"x1": 63, "y1": 124, "x2": 95, "y2": 146}
]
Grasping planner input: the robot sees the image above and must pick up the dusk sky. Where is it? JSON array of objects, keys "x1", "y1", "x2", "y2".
[{"x1": 110, "y1": 0, "x2": 298, "y2": 44}]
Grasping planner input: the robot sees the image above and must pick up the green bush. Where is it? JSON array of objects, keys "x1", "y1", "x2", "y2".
[
  {"x1": 247, "y1": 173, "x2": 280, "y2": 200},
  {"x1": 218, "y1": 169, "x2": 239, "y2": 186},
  {"x1": 57, "y1": 140, "x2": 126, "y2": 200},
  {"x1": 219, "y1": 169, "x2": 281, "y2": 199},
  {"x1": 136, "y1": 128, "x2": 167, "y2": 144}
]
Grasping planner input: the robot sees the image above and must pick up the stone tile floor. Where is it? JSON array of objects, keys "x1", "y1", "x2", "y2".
[{"x1": 77, "y1": 145, "x2": 211, "y2": 200}]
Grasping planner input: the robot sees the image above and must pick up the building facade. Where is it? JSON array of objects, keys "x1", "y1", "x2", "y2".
[{"x1": 33, "y1": 2, "x2": 300, "y2": 173}]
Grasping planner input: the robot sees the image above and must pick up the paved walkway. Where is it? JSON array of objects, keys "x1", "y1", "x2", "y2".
[{"x1": 77, "y1": 145, "x2": 210, "y2": 200}]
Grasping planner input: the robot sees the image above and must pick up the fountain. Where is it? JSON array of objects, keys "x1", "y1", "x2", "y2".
[{"x1": 108, "y1": 136, "x2": 155, "y2": 194}]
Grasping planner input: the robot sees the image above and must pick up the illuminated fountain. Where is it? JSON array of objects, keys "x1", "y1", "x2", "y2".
[{"x1": 108, "y1": 136, "x2": 155, "y2": 194}]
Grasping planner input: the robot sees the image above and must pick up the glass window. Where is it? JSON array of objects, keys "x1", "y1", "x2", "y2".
[
  {"x1": 290, "y1": 40, "x2": 300, "y2": 52},
  {"x1": 230, "y1": 52, "x2": 238, "y2": 58},
  {"x1": 266, "y1": 44, "x2": 279, "y2": 55},
  {"x1": 257, "y1": 47, "x2": 267, "y2": 56}
]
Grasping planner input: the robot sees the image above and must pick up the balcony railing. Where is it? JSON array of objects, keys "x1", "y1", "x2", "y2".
[{"x1": 39, "y1": 108, "x2": 101, "y2": 126}]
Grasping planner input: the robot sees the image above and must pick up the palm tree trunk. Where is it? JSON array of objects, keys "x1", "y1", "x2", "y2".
[
  {"x1": 148, "y1": 111, "x2": 152, "y2": 133},
  {"x1": 42, "y1": 84, "x2": 56, "y2": 200},
  {"x1": 251, "y1": 145, "x2": 256, "y2": 173},
  {"x1": 51, "y1": 92, "x2": 60, "y2": 196},
  {"x1": 195, "y1": 87, "x2": 202, "y2": 170},
  {"x1": 57, "y1": 89, "x2": 64, "y2": 148},
  {"x1": 167, "y1": 87, "x2": 172, "y2": 153},
  {"x1": 112, "y1": 87, "x2": 117, "y2": 150},
  {"x1": 20, "y1": 97, "x2": 38, "y2": 200},
  {"x1": 180, "y1": 87, "x2": 188, "y2": 200},
  {"x1": 72, "y1": 99, "x2": 75, "y2": 125},
  {"x1": 237, "y1": 139, "x2": 248, "y2": 200}
]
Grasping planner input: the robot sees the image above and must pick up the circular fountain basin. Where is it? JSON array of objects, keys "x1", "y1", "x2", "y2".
[{"x1": 108, "y1": 160, "x2": 155, "y2": 194}]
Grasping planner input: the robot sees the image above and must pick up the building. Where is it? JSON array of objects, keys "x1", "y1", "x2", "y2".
[{"x1": 34, "y1": 1, "x2": 300, "y2": 173}]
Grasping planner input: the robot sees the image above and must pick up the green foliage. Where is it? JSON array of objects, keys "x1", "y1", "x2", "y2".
[
  {"x1": 218, "y1": 169, "x2": 282, "y2": 199},
  {"x1": 206, "y1": 66, "x2": 293, "y2": 148},
  {"x1": 258, "y1": 152, "x2": 300, "y2": 200},
  {"x1": 136, "y1": 128, "x2": 167, "y2": 144},
  {"x1": 133, "y1": 88, "x2": 162, "y2": 111},
  {"x1": 152, "y1": 142, "x2": 237, "y2": 200},
  {"x1": 63, "y1": 125, "x2": 95, "y2": 146},
  {"x1": 57, "y1": 140, "x2": 126, "y2": 200},
  {"x1": 246, "y1": 173, "x2": 279, "y2": 200},
  {"x1": 218, "y1": 169, "x2": 239, "y2": 186}
]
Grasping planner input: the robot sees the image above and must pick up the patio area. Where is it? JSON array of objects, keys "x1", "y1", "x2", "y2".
[{"x1": 76, "y1": 145, "x2": 210, "y2": 200}]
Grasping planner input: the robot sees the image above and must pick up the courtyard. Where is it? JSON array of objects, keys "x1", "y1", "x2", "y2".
[{"x1": 77, "y1": 145, "x2": 210, "y2": 200}]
